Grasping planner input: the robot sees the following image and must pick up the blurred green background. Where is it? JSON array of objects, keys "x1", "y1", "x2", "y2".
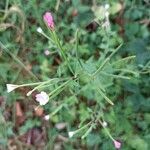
[{"x1": 0, "y1": 0, "x2": 150, "y2": 149}]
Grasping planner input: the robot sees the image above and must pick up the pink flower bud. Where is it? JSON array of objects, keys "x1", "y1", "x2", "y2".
[
  {"x1": 113, "y1": 140, "x2": 121, "y2": 149},
  {"x1": 43, "y1": 12, "x2": 54, "y2": 30}
]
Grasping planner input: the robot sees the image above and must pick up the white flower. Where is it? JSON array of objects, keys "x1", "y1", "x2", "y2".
[
  {"x1": 68, "y1": 131, "x2": 75, "y2": 138},
  {"x1": 44, "y1": 50, "x2": 50, "y2": 56},
  {"x1": 6, "y1": 84, "x2": 19, "y2": 93},
  {"x1": 105, "y1": 4, "x2": 110, "y2": 10},
  {"x1": 44, "y1": 115, "x2": 50, "y2": 120},
  {"x1": 105, "y1": 11, "x2": 109, "y2": 17},
  {"x1": 37, "y1": 27, "x2": 43, "y2": 33},
  {"x1": 35, "y1": 91, "x2": 49, "y2": 105},
  {"x1": 102, "y1": 121, "x2": 108, "y2": 127},
  {"x1": 55, "y1": 122, "x2": 67, "y2": 130}
]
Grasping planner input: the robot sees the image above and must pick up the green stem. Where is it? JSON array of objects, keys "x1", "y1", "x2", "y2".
[
  {"x1": 52, "y1": 31, "x2": 74, "y2": 75},
  {"x1": 98, "y1": 120, "x2": 114, "y2": 141},
  {"x1": 81, "y1": 123, "x2": 95, "y2": 139},
  {"x1": 92, "y1": 44, "x2": 123, "y2": 77},
  {"x1": 142, "y1": 60, "x2": 150, "y2": 70},
  {"x1": 48, "y1": 79, "x2": 72, "y2": 97},
  {"x1": 101, "y1": 72, "x2": 131, "y2": 80},
  {"x1": 112, "y1": 55, "x2": 136, "y2": 66},
  {"x1": 40, "y1": 31, "x2": 55, "y2": 43},
  {"x1": 71, "y1": 122, "x2": 92, "y2": 137},
  {"x1": 18, "y1": 78, "x2": 59, "y2": 87},
  {"x1": 75, "y1": 29, "x2": 83, "y2": 69},
  {"x1": 26, "y1": 79, "x2": 59, "y2": 96},
  {"x1": 114, "y1": 69, "x2": 138, "y2": 76},
  {"x1": 97, "y1": 87, "x2": 114, "y2": 105},
  {"x1": 49, "y1": 104, "x2": 66, "y2": 118},
  {"x1": 0, "y1": 41, "x2": 39, "y2": 81}
]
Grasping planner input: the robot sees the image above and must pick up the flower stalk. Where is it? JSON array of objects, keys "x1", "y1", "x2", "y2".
[{"x1": 92, "y1": 44, "x2": 123, "y2": 77}]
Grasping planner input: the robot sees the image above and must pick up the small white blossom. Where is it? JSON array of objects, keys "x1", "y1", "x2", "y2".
[
  {"x1": 102, "y1": 11, "x2": 110, "y2": 30},
  {"x1": 44, "y1": 115, "x2": 50, "y2": 120},
  {"x1": 105, "y1": 4, "x2": 110, "y2": 10},
  {"x1": 37, "y1": 27, "x2": 43, "y2": 33},
  {"x1": 35, "y1": 91, "x2": 49, "y2": 105},
  {"x1": 105, "y1": 11, "x2": 109, "y2": 17},
  {"x1": 44, "y1": 50, "x2": 50, "y2": 56},
  {"x1": 68, "y1": 131, "x2": 75, "y2": 138},
  {"x1": 55, "y1": 122, "x2": 67, "y2": 130},
  {"x1": 6, "y1": 84, "x2": 19, "y2": 93},
  {"x1": 102, "y1": 121, "x2": 108, "y2": 127}
]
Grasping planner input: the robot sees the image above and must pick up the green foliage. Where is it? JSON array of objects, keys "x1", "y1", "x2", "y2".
[
  {"x1": 0, "y1": 0, "x2": 149, "y2": 149},
  {"x1": 19, "y1": 118, "x2": 41, "y2": 134}
]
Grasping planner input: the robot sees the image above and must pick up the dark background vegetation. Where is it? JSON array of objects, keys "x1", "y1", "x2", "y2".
[{"x1": 0, "y1": 0, "x2": 150, "y2": 149}]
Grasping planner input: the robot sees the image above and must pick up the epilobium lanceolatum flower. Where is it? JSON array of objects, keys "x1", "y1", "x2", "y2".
[
  {"x1": 35, "y1": 91, "x2": 49, "y2": 105},
  {"x1": 37, "y1": 27, "x2": 43, "y2": 33},
  {"x1": 43, "y1": 12, "x2": 54, "y2": 30},
  {"x1": 44, "y1": 115, "x2": 50, "y2": 120},
  {"x1": 6, "y1": 84, "x2": 20, "y2": 93},
  {"x1": 68, "y1": 131, "x2": 75, "y2": 138},
  {"x1": 113, "y1": 140, "x2": 121, "y2": 149}
]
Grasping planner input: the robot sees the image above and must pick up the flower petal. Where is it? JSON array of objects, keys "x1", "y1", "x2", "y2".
[
  {"x1": 35, "y1": 91, "x2": 49, "y2": 105},
  {"x1": 6, "y1": 84, "x2": 19, "y2": 93},
  {"x1": 43, "y1": 12, "x2": 54, "y2": 29}
]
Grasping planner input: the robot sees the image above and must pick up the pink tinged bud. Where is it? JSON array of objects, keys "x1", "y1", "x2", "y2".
[
  {"x1": 43, "y1": 12, "x2": 54, "y2": 29},
  {"x1": 35, "y1": 91, "x2": 49, "y2": 105},
  {"x1": 44, "y1": 50, "x2": 50, "y2": 56},
  {"x1": 113, "y1": 140, "x2": 121, "y2": 149}
]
